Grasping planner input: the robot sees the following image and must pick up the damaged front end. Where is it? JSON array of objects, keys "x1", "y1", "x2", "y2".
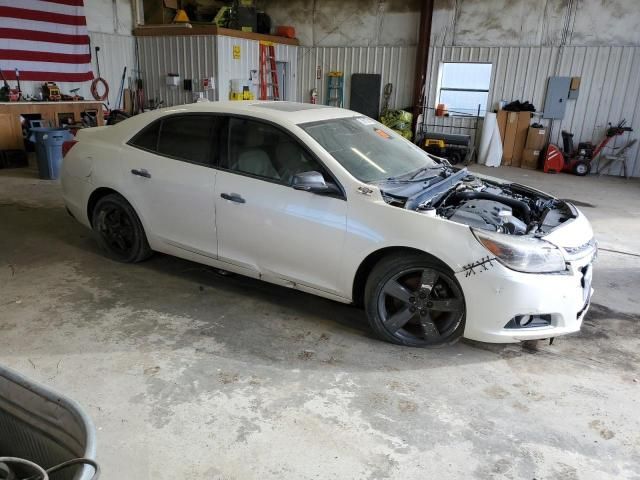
[
  {"x1": 379, "y1": 167, "x2": 597, "y2": 275},
  {"x1": 381, "y1": 168, "x2": 577, "y2": 236},
  {"x1": 376, "y1": 166, "x2": 597, "y2": 343}
]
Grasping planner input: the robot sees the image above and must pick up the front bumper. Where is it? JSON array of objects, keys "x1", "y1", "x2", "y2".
[{"x1": 458, "y1": 251, "x2": 594, "y2": 343}]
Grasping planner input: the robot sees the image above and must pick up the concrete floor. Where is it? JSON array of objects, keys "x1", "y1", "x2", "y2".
[{"x1": 1, "y1": 161, "x2": 639, "y2": 479}]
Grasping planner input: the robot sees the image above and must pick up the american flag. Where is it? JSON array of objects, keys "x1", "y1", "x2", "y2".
[{"x1": 0, "y1": 0, "x2": 93, "y2": 82}]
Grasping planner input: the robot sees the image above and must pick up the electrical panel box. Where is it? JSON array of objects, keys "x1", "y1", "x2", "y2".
[
  {"x1": 166, "y1": 74, "x2": 180, "y2": 87},
  {"x1": 350, "y1": 73, "x2": 382, "y2": 120},
  {"x1": 543, "y1": 76, "x2": 571, "y2": 120}
]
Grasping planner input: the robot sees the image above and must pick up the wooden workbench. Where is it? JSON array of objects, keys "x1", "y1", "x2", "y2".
[{"x1": 0, "y1": 101, "x2": 104, "y2": 150}]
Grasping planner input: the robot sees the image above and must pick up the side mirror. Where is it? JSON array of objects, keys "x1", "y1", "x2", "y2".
[{"x1": 292, "y1": 171, "x2": 340, "y2": 195}]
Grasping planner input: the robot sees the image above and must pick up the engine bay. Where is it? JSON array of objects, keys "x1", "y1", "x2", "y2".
[{"x1": 381, "y1": 169, "x2": 576, "y2": 235}]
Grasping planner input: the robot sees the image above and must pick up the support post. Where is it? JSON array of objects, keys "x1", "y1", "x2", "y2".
[{"x1": 412, "y1": 0, "x2": 434, "y2": 136}]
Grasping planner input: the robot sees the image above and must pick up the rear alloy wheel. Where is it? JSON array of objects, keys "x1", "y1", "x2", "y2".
[
  {"x1": 92, "y1": 193, "x2": 152, "y2": 263},
  {"x1": 365, "y1": 253, "x2": 465, "y2": 347}
]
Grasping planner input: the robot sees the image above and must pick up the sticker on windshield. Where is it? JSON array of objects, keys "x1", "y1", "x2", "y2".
[
  {"x1": 374, "y1": 128, "x2": 391, "y2": 139},
  {"x1": 356, "y1": 117, "x2": 376, "y2": 125}
]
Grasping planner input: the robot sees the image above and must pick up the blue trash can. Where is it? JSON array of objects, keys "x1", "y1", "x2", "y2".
[{"x1": 30, "y1": 128, "x2": 73, "y2": 180}]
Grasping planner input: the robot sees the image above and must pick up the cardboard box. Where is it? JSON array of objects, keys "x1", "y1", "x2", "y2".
[
  {"x1": 521, "y1": 149, "x2": 541, "y2": 170},
  {"x1": 497, "y1": 110, "x2": 508, "y2": 147},
  {"x1": 512, "y1": 112, "x2": 532, "y2": 167},
  {"x1": 501, "y1": 111, "x2": 518, "y2": 165},
  {"x1": 570, "y1": 77, "x2": 581, "y2": 91},
  {"x1": 525, "y1": 126, "x2": 547, "y2": 150},
  {"x1": 500, "y1": 111, "x2": 531, "y2": 166}
]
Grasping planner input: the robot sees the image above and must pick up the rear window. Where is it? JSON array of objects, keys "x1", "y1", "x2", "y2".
[
  {"x1": 130, "y1": 121, "x2": 160, "y2": 151},
  {"x1": 128, "y1": 115, "x2": 218, "y2": 166},
  {"x1": 157, "y1": 115, "x2": 214, "y2": 164}
]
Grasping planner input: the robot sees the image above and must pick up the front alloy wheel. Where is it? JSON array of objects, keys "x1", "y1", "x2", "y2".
[{"x1": 365, "y1": 254, "x2": 465, "y2": 347}]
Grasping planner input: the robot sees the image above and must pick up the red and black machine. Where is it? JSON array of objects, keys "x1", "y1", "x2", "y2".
[
  {"x1": 544, "y1": 119, "x2": 633, "y2": 176},
  {"x1": 0, "y1": 68, "x2": 21, "y2": 102}
]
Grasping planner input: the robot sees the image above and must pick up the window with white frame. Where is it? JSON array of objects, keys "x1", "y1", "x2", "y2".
[{"x1": 437, "y1": 63, "x2": 492, "y2": 117}]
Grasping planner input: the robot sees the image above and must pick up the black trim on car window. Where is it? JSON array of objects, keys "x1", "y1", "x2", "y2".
[
  {"x1": 126, "y1": 112, "x2": 347, "y2": 200},
  {"x1": 217, "y1": 114, "x2": 347, "y2": 201},
  {"x1": 127, "y1": 113, "x2": 222, "y2": 168},
  {"x1": 128, "y1": 118, "x2": 162, "y2": 152}
]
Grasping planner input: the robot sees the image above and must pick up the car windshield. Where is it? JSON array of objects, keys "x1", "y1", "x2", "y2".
[{"x1": 300, "y1": 116, "x2": 440, "y2": 183}]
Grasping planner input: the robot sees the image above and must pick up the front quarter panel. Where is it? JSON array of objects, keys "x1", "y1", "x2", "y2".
[{"x1": 339, "y1": 188, "x2": 492, "y2": 297}]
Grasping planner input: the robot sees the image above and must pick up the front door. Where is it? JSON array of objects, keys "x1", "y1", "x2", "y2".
[
  {"x1": 214, "y1": 117, "x2": 347, "y2": 295},
  {"x1": 122, "y1": 114, "x2": 221, "y2": 258}
]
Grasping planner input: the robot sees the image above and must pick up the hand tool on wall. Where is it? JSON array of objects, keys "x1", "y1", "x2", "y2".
[
  {"x1": 14, "y1": 68, "x2": 21, "y2": 100},
  {"x1": 381, "y1": 83, "x2": 393, "y2": 117},
  {"x1": 91, "y1": 46, "x2": 110, "y2": 103},
  {"x1": 0, "y1": 68, "x2": 10, "y2": 101},
  {"x1": 114, "y1": 66, "x2": 127, "y2": 110}
]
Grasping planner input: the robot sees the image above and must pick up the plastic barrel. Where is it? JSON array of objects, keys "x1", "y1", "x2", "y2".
[{"x1": 31, "y1": 128, "x2": 73, "y2": 180}]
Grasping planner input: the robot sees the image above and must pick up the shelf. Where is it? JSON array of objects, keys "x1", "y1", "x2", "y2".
[{"x1": 133, "y1": 24, "x2": 299, "y2": 46}]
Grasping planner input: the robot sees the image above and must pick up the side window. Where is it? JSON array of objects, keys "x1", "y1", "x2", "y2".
[
  {"x1": 157, "y1": 115, "x2": 215, "y2": 164},
  {"x1": 130, "y1": 120, "x2": 160, "y2": 151},
  {"x1": 225, "y1": 117, "x2": 325, "y2": 185}
]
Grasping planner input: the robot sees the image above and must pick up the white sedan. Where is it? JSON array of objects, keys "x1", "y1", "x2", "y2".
[{"x1": 61, "y1": 101, "x2": 596, "y2": 347}]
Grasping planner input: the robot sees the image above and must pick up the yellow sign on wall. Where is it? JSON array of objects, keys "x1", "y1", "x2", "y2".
[{"x1": 232, "y1": 45, "x2": 241, "y2": 60}]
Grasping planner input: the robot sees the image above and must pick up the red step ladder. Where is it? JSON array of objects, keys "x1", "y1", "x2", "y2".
[{"x1": 259, "y1": 42, "x2": 280, "y2": 101}]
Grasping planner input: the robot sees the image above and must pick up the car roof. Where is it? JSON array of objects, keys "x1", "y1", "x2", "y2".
[
  {"x1": 104, "y1": 101, "x2": 364, "y2": 144},
  {"x1": 143, "y1": 101, "x2": 360, "y2": 125}
]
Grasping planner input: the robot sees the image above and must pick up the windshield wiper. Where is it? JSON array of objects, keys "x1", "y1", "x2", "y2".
[
  {"x1": 379, "y1": 175, "x2": 438, "y2": 184},
  {"x1": 408, "y1": 166, "x2": 445, "y2": 180},
  {"x1": 374, "y1": 165, "x2": 445, "y2": 184},
  {"x1": 377, "y1": 171, "x2": 442, "y2": 186}
]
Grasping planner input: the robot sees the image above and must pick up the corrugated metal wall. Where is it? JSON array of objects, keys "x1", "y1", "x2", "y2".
[
  {"x1": 216, "y1": 36, "x2": 298, "y2": 101},
  {"x1": 296, "y1": 46, "x2": 416, "y2": 111},
  {"x1": 136, "y1": 35, "x2": 217, "y2": 107},
  {"x1": 424, "y1": 45, "x2": 640, "y2": 177},
  {"x1": 17, "y1": 32, "x2": 135, "y2": 108},
  {"x1": 133, "y1": 38, "x2": 640, "y2": 177},
  {"x1": 296, "y1": 43, "x2": 640, "y2": 177}
]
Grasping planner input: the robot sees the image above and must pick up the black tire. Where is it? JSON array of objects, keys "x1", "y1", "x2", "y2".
[
  {"x1": 573, "y1": 160, "x2": 591, "y2": 176},
  {"x1": 92, "y1": 193, "x2": 152, "y2": 263},
  {"x1": 364, "y1": 253, "x2": 465, "y2": 347},
  {"x1": 449, "y1": 151, "x2": 462, "y2": 165}
]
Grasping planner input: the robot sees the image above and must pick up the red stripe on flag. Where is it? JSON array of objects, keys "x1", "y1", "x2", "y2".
[
  {"x1": 1, "y1": 70, "x2": 93, "y2": 82},
  {"x1": 0, "y1": 28, "x2": 90, "y2": 45},
  {"x1": 0, "y1": 7, "x2": 87, "y2": 26},
  {"x1": 39, "y1": 0, "x2": 86, "y2": 6},
  {"x1": 0, "y1": 50, "x2": 91, "y2": 64}
]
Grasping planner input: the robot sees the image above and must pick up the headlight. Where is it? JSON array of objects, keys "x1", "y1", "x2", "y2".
[{"x1": 472, "y1": 229, "x2": 567, "y2": 273}]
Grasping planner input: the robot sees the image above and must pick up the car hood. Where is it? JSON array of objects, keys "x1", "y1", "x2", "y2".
[{"x1": 377, "y1": 167, "x2": 595, "y2": 247}]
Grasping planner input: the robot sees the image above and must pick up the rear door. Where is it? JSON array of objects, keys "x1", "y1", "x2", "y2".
[{"x1": 122, "y1": 114, "x2": 221, "y2": 258}]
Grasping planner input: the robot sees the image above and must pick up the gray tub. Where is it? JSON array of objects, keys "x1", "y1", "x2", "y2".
[{"x1": 0, "y1": 365, "x2": 97, "y2": 479}]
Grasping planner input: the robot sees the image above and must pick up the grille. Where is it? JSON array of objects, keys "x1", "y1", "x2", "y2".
[{"x1": 563, "y1": 238, "x2": 597, "y2": 260}]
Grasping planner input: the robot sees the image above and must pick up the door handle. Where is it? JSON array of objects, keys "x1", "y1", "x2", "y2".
[
  {"x1": 131, "y1": 168, "x2": 151, "y2": 178},
  {"x1": 220, "y1": 192, "x2": 245, "y2": 204}
]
